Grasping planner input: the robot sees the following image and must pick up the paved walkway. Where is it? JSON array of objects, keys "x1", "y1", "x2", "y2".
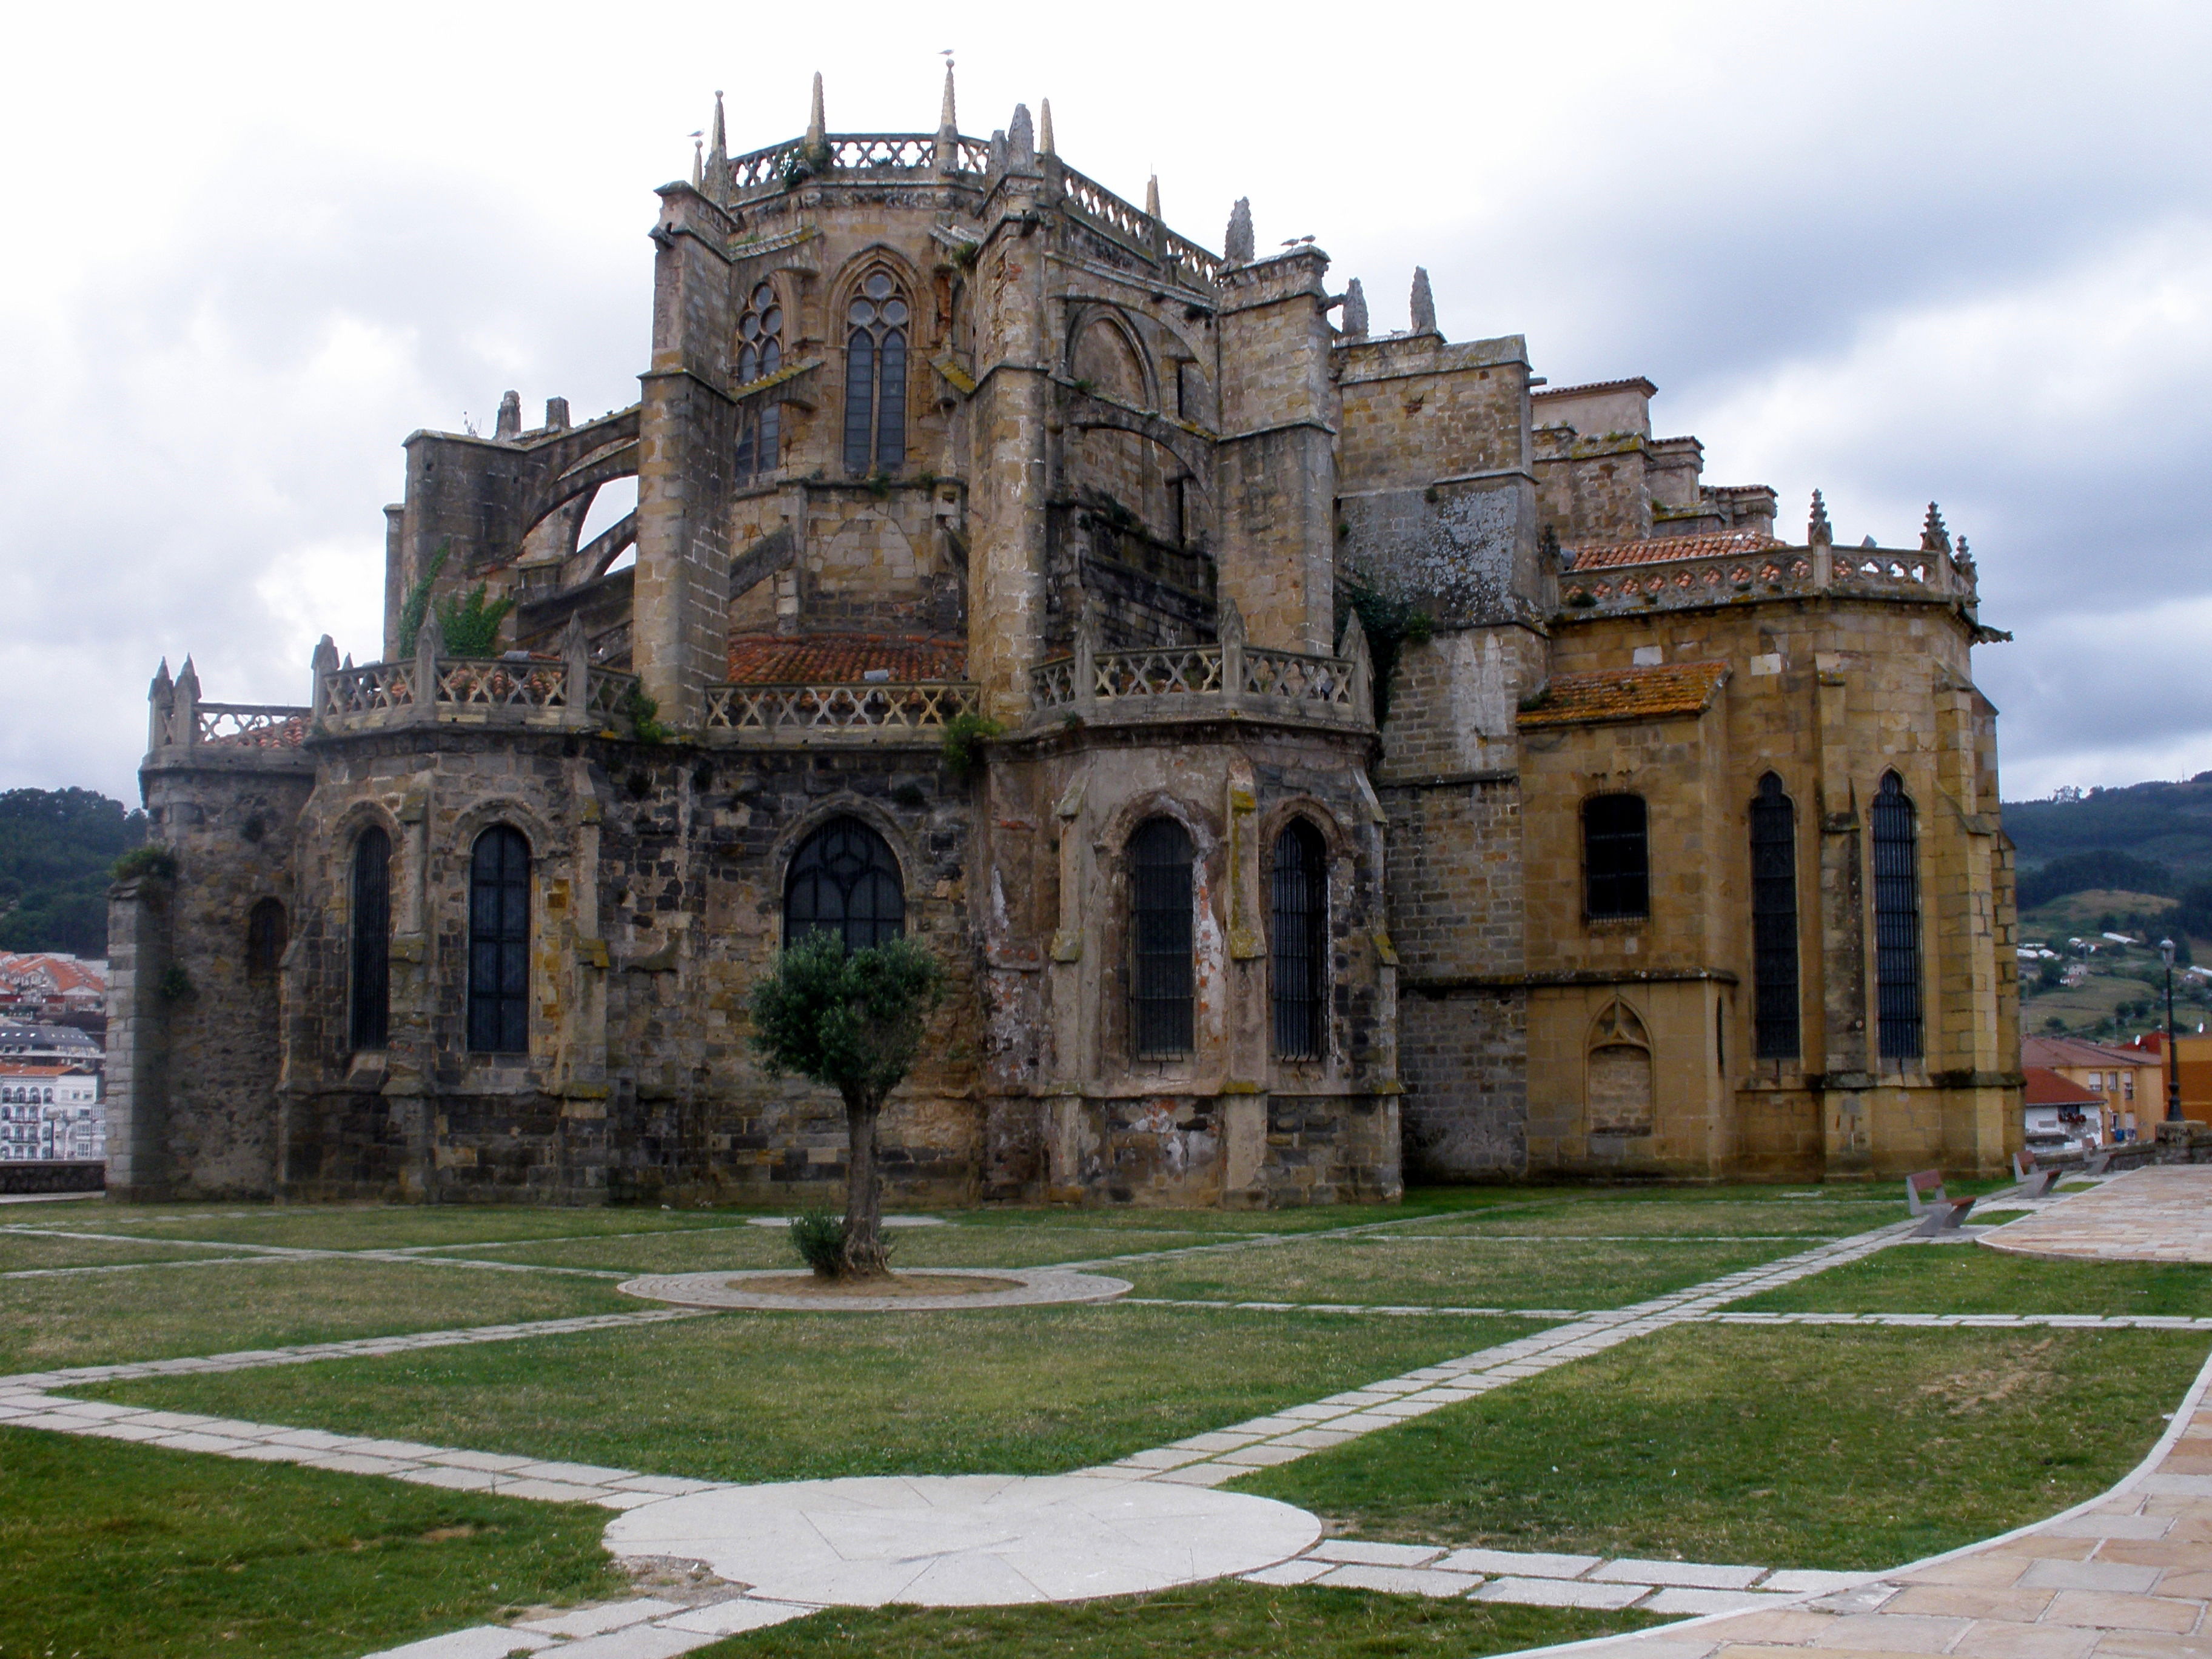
[{"x1": 1985, "y1": 1165, "x2": 2212, "y2": 1265}]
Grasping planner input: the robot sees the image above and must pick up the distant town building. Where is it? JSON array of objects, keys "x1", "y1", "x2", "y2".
[
  {"x1": 0, "y1": 1064, "x2": 102, "y2": 1161},
  {"x1": 0, "y1": 1022, "x2": 103, "y2": 1070},
  {"x1": 2022, "y1": 1034, "x2": 2162, "y2": 1137},
  {"x1": 2022, "y1": 1066, "x2": 2106, "y2": 1150},
  {"x1": 0, "y1": 953, "x2": 106, "y2": 1014}
]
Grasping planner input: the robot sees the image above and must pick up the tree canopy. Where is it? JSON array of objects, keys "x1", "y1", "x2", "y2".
[{"x1": 0, "y1": 788, "x2": 147, "y2": 957}]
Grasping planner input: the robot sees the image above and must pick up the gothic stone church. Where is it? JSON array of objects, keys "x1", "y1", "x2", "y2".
[{"x1": 106, "y1": 75, "x2": 2024, "y2": 1205}]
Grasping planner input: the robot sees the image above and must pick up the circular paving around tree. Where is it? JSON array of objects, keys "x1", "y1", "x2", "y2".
[
  {"x1": 604, "y1": 1473, "x2": 1322, "y2": 1606},
  {"x1": 615, "y1": 1266, "x2": 1131, "y2": 1312}
]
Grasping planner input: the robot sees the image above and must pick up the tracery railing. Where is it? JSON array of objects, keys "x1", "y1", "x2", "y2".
[
  {"x1": 1560, "y1": 544, "x2": 1974, "y2": 618},
  {"x1": 702, "y1": 680, "x2": 979, "y2": 739},
  {"x1": 315, "y1": 657, "x2": 641, "y2": 733},
  {"x1": 195, "y1": 704, "x2": 309, "y2": 749},
  {"x1": 1029, "y1": 633, "x2": 1366, "y2": 726}
]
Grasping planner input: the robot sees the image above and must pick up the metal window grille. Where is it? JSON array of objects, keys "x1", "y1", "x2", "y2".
[
  {"x1": 841, "y1": 272, "x2": 908, "y2": 474},
  {"x1": 783, "y1": 817, "x2": 907, "y2": 953},
  {"x1": 1272, "y1": 821, "x2": 1327, "y2": 1059},
  {"x1": 348, "y1": 828, "x2": 390, "y2": 1051},
  {"x1": 1130, "y1": 817, "x2": 1195, "y2": 1059},
  {"x1": 468, "y1": 826, "x2": 532, "y2": 1054},
  {"x1": 1583, "y1": 794, "x2": 1649, "y2": 920},
  {"x1": 1872, "y1": 771, "x2": 1923, "y2": 1061},
  {"x1": 1749, "y1": 773, "x2": 1800, "y2": 1059}
]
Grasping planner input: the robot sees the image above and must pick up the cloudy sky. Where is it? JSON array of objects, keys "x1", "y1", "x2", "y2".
[{"x1": 4, "y1": 1, "x2": 2206, "y2": 803}]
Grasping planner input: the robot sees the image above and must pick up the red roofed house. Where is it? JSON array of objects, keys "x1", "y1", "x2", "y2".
[
  {"x1": 2022, "y1": 1066, "x2": 2107, "y2": 1151},
  {"x1": 106, "y1": 75, "x2": 2020, "y2": 1202}
]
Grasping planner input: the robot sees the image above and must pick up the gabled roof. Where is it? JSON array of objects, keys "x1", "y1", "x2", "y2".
[
  {"x1": 1567, "y1": 529, "x2": 1786, "y2": 570},
  {"x1": 726, "y1": 634, "x2": 968, "y2": 685},
  {"x1": 1532, "y1": 377, "x2": 1657, "y2": 400},
  {"x1": 1517, "y1": 662, "x2": 1730, "y2": 729},
  {"x1": 2024, "y1": 1066, "x2": 2103, "y2": 1107},
  {"x1": 2022, "y1": 1035, "x2": 2162, "y2": 1071}
]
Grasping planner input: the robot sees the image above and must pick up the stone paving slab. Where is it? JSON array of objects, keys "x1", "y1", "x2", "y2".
[{"x1": 1982, "y1": 1167, "x2": 2212, "y2": 1265}]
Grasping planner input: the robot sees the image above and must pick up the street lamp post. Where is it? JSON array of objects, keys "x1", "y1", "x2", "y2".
[{"x1": 2162, "y1": 939, "x2": 2184, "y2": 1125}]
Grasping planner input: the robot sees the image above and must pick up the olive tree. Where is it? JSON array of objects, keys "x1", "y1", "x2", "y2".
[{"x1": 748, "y1": 933, "x2": 944, "y2": 1277}]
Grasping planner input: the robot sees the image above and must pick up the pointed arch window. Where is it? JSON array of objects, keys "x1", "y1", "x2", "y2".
[
  {"x1": 1872, "y1": 771, "x2": 1923, "y2": 1061},
  {"x1": 783, "y1": 817, "x2": 905, "y2": 953},
  {"x1": 735, "y1": 281, "x2": 782, "y2": 483},
  {"x1": 842, "y1": 270, "x2": 908, "y2": 475},
  {"x1": 247, "y1": 898, "x2": 288, "y2": 980},
  {"x1": 1749, "y1": 774, "x2": 1800, "y2": 1060},
  {"x1": 349, "y1": 828, "x2": 390, "y2": 1051},
  {"x1": 1130, "y1": 817, "x2": 1195, "y2": 1059},
  {"x1": 1272, "y1": 820, "x2": 1327, "y2": 1060},
  {"x1": 468, "y1": 826, "x2": 531, "y2": 1054}
]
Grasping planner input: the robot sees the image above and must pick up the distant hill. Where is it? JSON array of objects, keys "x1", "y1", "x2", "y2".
[
  {"x1": 2004, "y1": 775, "x2": 2212, "y2": 878},
  {"x1": 0, "y1": 788, "x2": 147, "y2": 959}
]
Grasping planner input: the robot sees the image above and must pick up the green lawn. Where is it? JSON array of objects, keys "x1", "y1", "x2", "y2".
[
  {"x1": 82, "y1": 1309, "x2": 1546, "y2": 1483},
  {"x1": 0, "y1": 1232, "x2": 258, "y2": 1272},
  {"x1": 689, "y1": 1581, "x2": 1660, "y2": 1659},
  {"x1": 0, "y1": 1427, "x2": 621, "y2": 1659},
  {"x1": 1236, "y1": 1324, "x2": 2207, "y2": 1569},
  {"x1": 1394, "y1": 1196, "x2": 1899, "y2": 1239},
  {"x1": 0, "y1": 1204, "x2": 786, "y2": 1253},
  {"x1": 1732, "y1": 1242, "x2": 2212, "y2": 1317},
  {"x1": 0, "y1": 1258, "x2": 640, "y2": 1373},
  {"x1": 1115, "y1": 1235, "x2": 1801, "y2": 1308}
]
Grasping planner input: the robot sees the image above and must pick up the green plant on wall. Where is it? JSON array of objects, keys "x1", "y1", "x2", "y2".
[
  {"x1": 112, "y1": 845, "x2": 178, "y2": 884},
  {"x1": 620, "y1": 685, "x2": 674, "y2": 745},
  {"x1": 941, "y1": 712, "x2": 1004, "y2": 779},
  {"x1": 1336, "y1": 580, "x2": 1433, "y2": 723},
  {"x1": 396, "y1": 544, "x2": 449, "y2": 656},
  {"x1": 434, "y1": 585, "x2": 517, "y2": 659}
]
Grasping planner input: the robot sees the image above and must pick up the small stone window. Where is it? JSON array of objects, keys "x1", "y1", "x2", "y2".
[
  {"x1": 348, "y1": 828, "x2": 390, "y2": 1051},
  {"x1": 1130, "y1": 817, "x2": 1196, "y2": 1060},
  {"x1": 736, "y1": 281, "x2": 782, "y2": 483},
  {"x1": 1270, "y1": 820, "x2": 1327, "y2": 1060},
  {"x1": 842, "y1": 270, "x2": 908, "y2": 475},
  {"x1": 1749, "y1": 774, "x2": 1800, "y2": 1060},
  {"x1": 1583, "y1": 793, "x2": 1649, "y2": 920},
  {"x1": 468, "y1": 826, "x2": 531, "y2": 1054},
  {"x1": 783, "y1": 817, "x2": 905, "y2": 953},
  {"x1": 246, "y1": 897, "x2": 288, "y2": 980},
  {"x1": 1872, "y1": 771, "x2": 1923, "y2": 1062}
]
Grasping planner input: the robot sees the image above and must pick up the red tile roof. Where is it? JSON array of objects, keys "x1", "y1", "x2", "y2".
[
  {"x1": 204, "y1": 714, "x2": 310, "y2": 749},
  {"x1": 1567, "y1": 529, "x2": 1786, "y2": 570},
  {"x1": 1517, "y1": 662, "x2": 1730, "y2": 729},
  {"x1": 0, "y1": 954, "x2": 105, "y2": 996},
  {"x1": 2024, "y1": 1065, "x2": 2103, "y2": 1107},
  {"x1": 1532, "y1": 377, "x2": 1658, "y2": 399},
  {"x1": 726, "y1": 634, "x2": 968, "y2": 685},
  {"x1": 2022, "y1": 1036, "x2": 2163, "y2": 1071}
]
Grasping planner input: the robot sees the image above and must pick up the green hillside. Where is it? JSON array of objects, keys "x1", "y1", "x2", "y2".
[
  {"x1": 2005, "y1": 775, "x2": 2212, "y2": 880},
  {"x1": 0, "y1": 788, "x2": 147, "y2": 959}
]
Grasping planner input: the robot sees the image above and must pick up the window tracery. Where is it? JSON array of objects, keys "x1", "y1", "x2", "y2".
[
  {"x1": 842, "y1": 270, "x2": 908, "y2": 474},
  {"x1": 783, "y1": 817, "x2": 905, "y2": 952},
  {"x1": 736, "y1": 281, "x2": 782, "y2": 483}
]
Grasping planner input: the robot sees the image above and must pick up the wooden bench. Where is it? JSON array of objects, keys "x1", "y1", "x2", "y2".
[
  {"x1": 1905, "y1": 1170, "x2": 1977, "y2": 1235},
  {"x1": 2012, "y1": 1149, "x2": 2056, "y2": 1199}
]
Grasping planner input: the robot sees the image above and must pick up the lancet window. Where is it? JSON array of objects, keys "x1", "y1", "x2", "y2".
[
  {"x1": 1871, "y1": 771, "x2": 1924, "y2": 1061},
  {"x1": 467, "y1": 826, "x2": 531, "y2": 1054},
  {"x1": 1749, "y1": 774, "x2": 1800, "y2": 1061},
  {"x1": 1271, "y1": 820, "x2": 1327, "y2": 1060},
  {"x1": 736, "y1": 281, "x2": 782, "y2": 483},
  {"x1": 349, "y1": 828, "x2": 390, "y2": 1051},
  {"x1": 842, "y1": 270, "x2": 908, "y2": 475},
  {"x1": 1130, "y1": 817, "x2": 1196, "y2": 1060}
]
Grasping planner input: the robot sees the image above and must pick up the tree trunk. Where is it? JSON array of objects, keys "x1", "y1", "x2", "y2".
[{"x1": 841, "y1": 1090, "x2": 890, "y2": 1277}]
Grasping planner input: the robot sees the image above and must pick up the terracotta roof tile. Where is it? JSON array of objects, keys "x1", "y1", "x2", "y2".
[
  {"x1": 2024, "y1": 1065, "x2": 2103, "y2": 1107},
  {"x1": 1518, "y1": 662, "x2": 1729, "y2": 729},
  {"x1": 2022, "y1": 1035, "x2": 2161, "y2": 1071},
  {"x1": 1567, "y1": 529, "x2": 1785, "y2": 570},
  {"x1": 1532, "y1": 377, "x2": 1657, "y2": 399},
  {"x1": 725, "y1": 634, "x2": 968, "y2": 685}
]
